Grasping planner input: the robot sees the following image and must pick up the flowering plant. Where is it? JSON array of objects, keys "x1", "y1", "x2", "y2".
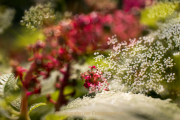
[
  {"x1": 3, "y1": 0, "x2": 180, "y2": 120},
  {"x1": 8, "y1": 7, "x2": 142, "y2": 119}
]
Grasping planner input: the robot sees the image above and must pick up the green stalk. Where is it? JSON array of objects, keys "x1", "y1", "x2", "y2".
[{"x1": 19, "y1": 91, "x2": 30, "y2": 120}]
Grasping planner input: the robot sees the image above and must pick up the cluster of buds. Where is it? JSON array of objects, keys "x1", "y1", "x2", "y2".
[
  {"x1": 44, "y1": 10, "x2": 142, "y2": 55},
  {"x1": 81, "y1": 66, "x2": 109, "y2": 93},
  {"x1": 11, "y1": 40, "x2": 53, "y2": 97},
  {"x1": 10, "y1": 59, "x2": 41, "y2": 97},
  {"x1": 11, "y1": 37, "x2": 75, "y2": 111}
]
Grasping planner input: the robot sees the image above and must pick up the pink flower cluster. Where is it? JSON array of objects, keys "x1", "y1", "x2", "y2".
[
  {"x1": 104, "y1": 10, "x2": 142, "y2": 42},
  {"x1": 11, "y1": 37, "x2": 74, "y2": 111},
  {"x1": 11, "y1": 38, "x2": 73, "y2": 93},
  {"x1": 123, "y1": 0, "x2": 153, "y2": 12},
  {"x1": 10, "y1": 59, "x2": 42, "y2": 97},
  {"x1": 44, "y1": 10, "x2": 142, "y2": 55},
  {"x1": 81, "y1": 66, "x2": 109, "y2": 93}
]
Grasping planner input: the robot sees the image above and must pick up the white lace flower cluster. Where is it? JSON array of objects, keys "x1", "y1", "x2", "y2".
[
  {"x1": 157, "y1": 17, "x2": 180, "y2": 49},
  {"x1": 0, "y1": 7, "x2": 15, "y2": 34},
  {"x1": 94, "y1": 24, "x2": 180, "y2": 93},
  {"x1": 20, "y1": 3, "x2": 55, "y2": 29}
]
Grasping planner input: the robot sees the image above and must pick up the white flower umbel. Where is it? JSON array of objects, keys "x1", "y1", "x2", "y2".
[
  {"x1": 0, "y1": 7, "x2": 15, "y2": 34},
  {"x1": 20, "y1": 3, "x2": 55, "y2": 29},
  {"x1": 94, "y1": 35, "x2": 177, "y2": 94}
]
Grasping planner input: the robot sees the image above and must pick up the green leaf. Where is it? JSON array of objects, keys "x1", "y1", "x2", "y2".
[
  {"x1": 28, "y1": 103, "x2": 46, "y2": 114},
  {"x1": 0, "y1": 73, "x2": 21, "y2": 110},
  {"x1": 0, "y1": 73, "x2": 16, "y2": 97},
  {"x1": 46, "y1": 114, "x2": 67, "y2": 120},
  {"x1": 10, "y1": 97, "x2": 21, "y2": 110},
  {"x1": 0, "y1": 99, "x2": 19, "y2": 120},
  {"x1": 51, "y1": 90, "x2": 59, "y2": 101},
  {"x1": 0, "y1": 99, "x2": 11, "y2": 119}
]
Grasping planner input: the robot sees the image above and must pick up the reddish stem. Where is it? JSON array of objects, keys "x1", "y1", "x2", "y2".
[
  {"x1": 19, "y1": 62, "x2": 37, "y2": 120},
  {"x1": 19, "y1": 89, "x2": 30, "y2": 120},
  {"x1": 24, "y1": 62, "x2": 37, "y2": 85},
  {"x1": 55, "y1": 64, "x2": 70, "y2": 111}
]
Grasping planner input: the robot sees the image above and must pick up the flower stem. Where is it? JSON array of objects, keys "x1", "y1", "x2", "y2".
[
  {"x1": 55, "y1": 64, "x2": 70, "y2": 111},
  {"x1": 19, "y1": 91, "x2": 30, "y2": 120}
]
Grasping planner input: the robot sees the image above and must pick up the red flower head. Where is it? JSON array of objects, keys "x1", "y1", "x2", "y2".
[{"x1": 81, "y1": 66, "x2": 109, "y2": 93}]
